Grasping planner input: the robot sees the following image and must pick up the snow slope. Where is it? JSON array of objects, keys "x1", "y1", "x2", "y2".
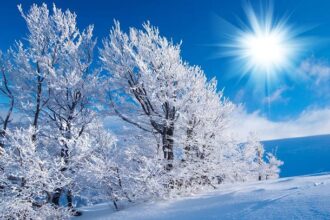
[
  {"x1": 76, "y1": 173, "x2": 330, "y2": 220},
  {"x1": 262, "y1": 134, "x2": 330, "y2": 177}
]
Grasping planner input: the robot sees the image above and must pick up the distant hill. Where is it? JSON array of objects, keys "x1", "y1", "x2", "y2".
[{"x1": 262, "y1": 134, "x2": 330, "y2": 177}]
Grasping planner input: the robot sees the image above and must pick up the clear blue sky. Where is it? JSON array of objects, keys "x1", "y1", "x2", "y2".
[{"x1": 1, "y1": 0, "x2": 330, "y2": 125}]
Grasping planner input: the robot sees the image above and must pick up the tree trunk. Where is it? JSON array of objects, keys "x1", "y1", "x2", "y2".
[
  {"x1": 258, "y1": 147, "x2": 263, "y2": 181},
  {"x1": 52, "y1": 188, "x2": 62, "y2": 206},
  {"x1": 32, "y1": 75, "x2": 43, "y2": 142},
  {"x1": 162, "y1": 123, "x2": 174, "y2": 171},
  {"x1": 161, "y1": 103, "x2": 176, "y2": 171},
  {"x1": 67, "y1": 189, "x2": 73, "y2": 208},
  {"x1": 0, "y1": 68, "x2": 15, "y2": 148},
  {"x1": 184, "y1": 126, "x2": 193, "y2": 161}
]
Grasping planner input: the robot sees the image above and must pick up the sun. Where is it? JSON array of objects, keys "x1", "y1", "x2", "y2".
[
  {"x1": 241, "y1": 30, "x2": 288, "y2": 71},
  {"x1": 235, "y1": 3, "x2": 295, "y2": 76},
  {"x1": 217, "y1": 2, "x2": 305, "y2": 82}
]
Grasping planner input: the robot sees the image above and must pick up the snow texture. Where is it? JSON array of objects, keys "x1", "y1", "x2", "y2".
[{"x1": 76, "y1": 173, "x2": 330, "y2": 220}]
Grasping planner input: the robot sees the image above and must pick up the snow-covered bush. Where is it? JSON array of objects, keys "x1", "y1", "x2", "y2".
[
  {"x1": 0, "y1": 127, "x2": 71, "y2": 219},
  {"x1": 232, "y1": 135, "x2": 283, "y2": 182},
  {"x1": 71, "y1": 125, "x2": 128, "y2": 208},
  {"x1": 264, "y1": 152, "x2": 284, "y2": 179}
]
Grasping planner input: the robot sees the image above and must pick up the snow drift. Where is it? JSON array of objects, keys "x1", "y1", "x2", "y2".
[{"x1": 76, "y1": 173, "x2": 330, "y2": 220}]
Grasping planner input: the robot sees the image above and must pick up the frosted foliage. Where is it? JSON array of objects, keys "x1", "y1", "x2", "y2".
[
  {"x1": 100, "y1": 21, "x2": 282, "y2": 195},
  {"x1": 0, "y1": 3, "x2": 283, "y2": 218},
  {"x1": 0, "y1": 127, "x2": 71, "y2": 219}
]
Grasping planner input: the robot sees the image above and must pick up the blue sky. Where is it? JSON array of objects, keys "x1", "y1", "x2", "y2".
[{"x1": 1, "y1": 0, "x2": 330, "y2": 139}]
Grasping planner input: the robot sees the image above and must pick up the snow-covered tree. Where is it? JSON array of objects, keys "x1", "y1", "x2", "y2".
[
  {"x1": 9, "y1": 4, "x2": 100, "y2": 212},
  {"x1": 264, "y1": 152, "x2": 284, "y2": 179},
  {"x1": 75, "y1": 127, "x2": 123, "y2": 209},
  {"x1": 0, "y1": 127, "x2": 71, "y2": 219},
  {"x1": 0, "y1": 51, "x2": 14, "y2": 146},
  {"x1": 11, "y1": 3, "x2": 97, "y2": 140},
  {"x1": 100, "y1": 21, "x2": 282, "y2": 196},
  {"x1": 170, "y1": 68, "x2": 235, "y2": 192},
  {"x1": 0, "y1": 3, "x2": 284, "y2": 217},
  {"x1": 100, "y1": 21, "x2": 195, "y2": 170},
  {"x1": 235, "y1": 135, "x2": 283, "y2": 182},
  {"x1": 11, "y1": 4, "x2": 57, "y2": 139}
]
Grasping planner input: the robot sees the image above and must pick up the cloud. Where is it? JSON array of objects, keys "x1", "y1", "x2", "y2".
[
  {"x1": 262, "y1": 87, "x2": 289, "y2": 104},
  {"x1": 102, "y1": 103, "x2": 330, "y2": 143},
  {"x1": 298, "y1": 58, "x2": 330, "y2": 84},
  {"x1": 297, "y1": 57, "x2": 330, "y2": 97},
  {"x1": 229, "y1": 106, "x2": 330, "y2": 141},
  {"x1": 226, "y1": 57, "x2": 330, "y2": 141},
  {"x1": 234, "y1": 88, "x2": 245, "y2": 103}
]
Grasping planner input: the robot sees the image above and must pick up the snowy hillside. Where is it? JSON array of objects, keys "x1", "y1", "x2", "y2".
[
  {"x1": 76, "y1": 173, "x2": 330, "y2": 220},
  {"x1": 72, "y1": 135, "x2": 330, "y2": 219},
  {"x1": 263, "y1": 134, "x2": 330, "y2": 177}
]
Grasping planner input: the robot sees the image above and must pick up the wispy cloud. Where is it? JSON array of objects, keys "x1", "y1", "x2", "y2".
[
  {"x1": 229, "y1": 106, "x2": 330, "y2": 141},
  {"x1": 104, "y1": 105, "x2": 330, "y2": 142},
  {"x1": 298, "y1": 57, "x2": 330, "y2": 97},
  {"x1": 298, "y1": 57, "x2": 330, "y2": 84},
  {"x1": 262, "y1": 87, "x2": 289, "y2": 104},
  {"x1": 234, "y1": 88, "x2": 246, "y2": 103}
]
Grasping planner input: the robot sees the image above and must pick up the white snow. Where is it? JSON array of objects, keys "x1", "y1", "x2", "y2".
[{"x1": 75, "y1": 173, "x2": 330, "y2": 220}]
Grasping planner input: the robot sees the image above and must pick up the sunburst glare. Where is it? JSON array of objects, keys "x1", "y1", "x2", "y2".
[
  {"x1": 239, "y1": 25, "x2": 289, "y2": 72},
  {"x1": 216, "y1": 1, "x2": 307, "y2": 89}
]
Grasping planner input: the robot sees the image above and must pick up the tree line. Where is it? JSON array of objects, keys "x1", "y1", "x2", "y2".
[{"x1": 0, "y1": 4, "x2": 282, "y2": 219}]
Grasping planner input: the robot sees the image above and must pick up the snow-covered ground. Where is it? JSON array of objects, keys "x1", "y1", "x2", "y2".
[
  {"x1": 74, "y1": 135, "x2": 330, "y2": 219},
  {"x1": 75, "y1": 173, "x2": 330, "y2": 220}
]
